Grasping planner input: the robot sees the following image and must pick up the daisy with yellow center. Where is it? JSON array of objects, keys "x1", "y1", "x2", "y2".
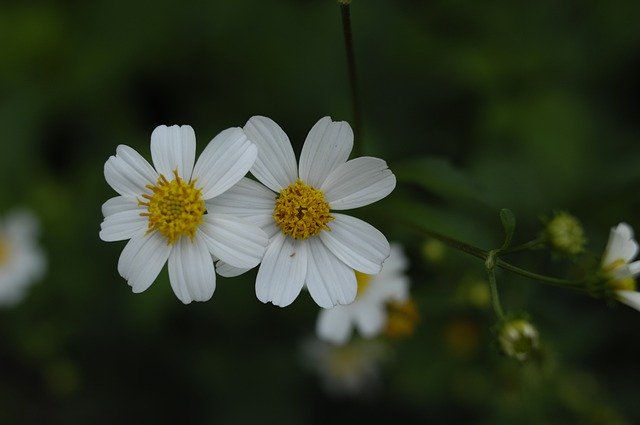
[
  {"x1": 600, "y1": 222, "x2": 640, "y2": 311},
  {"x1": 209, "y1": 116, "x2": 396, "y2": 308},
  {"x1": 0, "y1": 210, "x2": 46, "y2": 306},
  {"x1": 316, "y1": 244, "x2": 411, "y2": 345},
  {"x1": 100, "y1": 125, "x2": 268, "y2": 304}
]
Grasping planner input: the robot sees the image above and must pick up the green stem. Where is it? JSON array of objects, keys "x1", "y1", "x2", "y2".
[
  {"x1": 500, "y1": 238, "x2": 543, "y2": 255},
  {"x1": 340, "y1": 2, "x2": 362, "y2": 143},
  {"x1": 486, "y1": 266, "x2": 505, "y2": 319},
  {"x1": 495, "y1": 259, "x2": 586, "y2": 290}
]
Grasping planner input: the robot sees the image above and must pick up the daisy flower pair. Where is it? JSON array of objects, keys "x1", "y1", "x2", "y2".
[{"x1": 100, "y1": 116, "x2": 396, "y2": 307}]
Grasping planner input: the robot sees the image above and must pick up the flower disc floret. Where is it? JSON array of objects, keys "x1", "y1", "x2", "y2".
[
  {"x1": 273, "y1": 179, "x2": 333, "y2": 239},
  {"x1": 140, "y1": 170, "x2": 206, "y2": 245}
]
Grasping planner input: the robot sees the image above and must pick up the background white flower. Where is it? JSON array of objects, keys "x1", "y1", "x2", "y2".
[
  {"x1": 601, "y1": 222, "x2": 640, "y2": 311},
  {"x1": 300, "y1": 337, "x2": 390, "y2": 397},
  {"x1": 316, "y1": 243, "x2": 409, "y2": 345},
  {"x1": 0, "y1": 210, "x2": 46, "y2": 306},
  {"x1": 100, "y1": 125, "x2": 268, "y2": 304},
  {"x1": 210, "y1": 116, "x2": 396, "y2": 308}
]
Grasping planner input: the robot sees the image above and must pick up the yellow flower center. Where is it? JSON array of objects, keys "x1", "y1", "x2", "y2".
[
  {"x1": 355, "y1": 272, "x2": 372, "y2": 297},
  {"x1": 603, "y1": 258, "x2": 637, "y2": 292},
  {"x1": 273, "y1": 179, "x2": 333, "y2": 239},
  {"x1": 139, "y1": 171, "x2": 206, "y2": 245},
  {"x1": 384, "y1": 299, "x2": 419, "y2": 339},
  {"x1": 0, "y1": 237, "x2": 10, "y2": 266}
]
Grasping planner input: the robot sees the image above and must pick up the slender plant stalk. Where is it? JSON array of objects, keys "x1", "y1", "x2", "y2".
[
  {"x1": 340, "y1": 2, "x2": 362, "y2": 142},
  {"x1": 486, "y1": 267, "x2": 505, "y2": 319}
]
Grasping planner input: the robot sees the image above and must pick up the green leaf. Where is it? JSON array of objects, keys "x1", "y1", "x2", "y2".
[
  {"x1": 499, "y1": 208, "x2": 516, "y2": 249},
  {"x1": 393, "y1": 156, "x2": 490, "y2": 206}
]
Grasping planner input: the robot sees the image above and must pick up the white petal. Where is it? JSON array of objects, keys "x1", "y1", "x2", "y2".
[
  {"x1": 322, "y1": 157, "x2": 396, "y2": 210},
  {"x1": 167, "y1": 234, "x2": 216, "y2": 304},
  {"x1": 215, "y1": 261, "x2": 251, "y2": 278},
  {"x1": 102, "y1": 196, "x2": 140, "y2": 218},
  {"x1": 613, "y1": 261, "x2": 640, "y2": 279},
  {"x1": 366, "y1": 276, "x2": 410, "y2": 303},
  {"x1": 320, "y1": 214, "x2": 390, "y2": 274},
  {"x1": 99, "y1": 209, "x2": 147, "y2": 242},
  {"x1": 353, "y1": 303, "x2": 386, "y2": 337},
  {"x1": 379, "y1": 243, "x2": 409, "y2": 275},
  {"x1": 104, "y1": 145, "x2": 157, "y2": 197},
  {"x1": 316, "y1": 307, "x2": 354, "y2": 345},
  {"x1": 305, "y1": 237, "x2": 357, "y2": 308},
  {"x1": 255, "y1": 233, "x2": 308, "y2": 307},
  {"x1": 198, "y1": 213, "x2": 268, "y2": 269},
  {"x1": 617, "y1": 290, "x2": 640, "y2": 312},
  {"x1": 192, "y1": 128, "x2": 257, "y2": 200},
  {"x1": 603, "y1": 222, "x2": 639, "y2": 267},
  {"x1": 244, "y1": 116, "x2": 298, "y2": 191},
  {"x1": 150, "y1": 125, "x2": 196, "y2": 180},
  {"x1": 206, "y1": 177, "x2": 276, "y2": 225},
  {"x1": 299, "y1": 117, "x2": 354, "y2": 188},
  {"x1": 5, "y1": 209, "x2": 40, "y2": 239},
  {"x1": 118, "y1": 231, "x2": 171, "y2": 294}
]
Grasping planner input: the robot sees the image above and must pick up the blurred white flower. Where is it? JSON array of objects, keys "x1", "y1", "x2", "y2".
[
  {"x1": 0, "y1": 210, "x2": 46, "y2": 306},
  {"x1": 301, "y1": 337, "x2": 390, "y2": 397},
  {"x1": 316, "y1": 243, "x2": 409, "y2": 345},
  {"x1": 600, "y1": 222, "x2": 640, "y2": 311},
  {"x1": 209, "y1": 116, "x2": 396, "y2": 308},
  {"x1": 100, "y1": 125, "x2": 268, "y2": 304}
]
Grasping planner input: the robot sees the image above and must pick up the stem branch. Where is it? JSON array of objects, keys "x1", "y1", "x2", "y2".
[{"x1": 340, "y1": 3, "x2": 362, "y2": 142}]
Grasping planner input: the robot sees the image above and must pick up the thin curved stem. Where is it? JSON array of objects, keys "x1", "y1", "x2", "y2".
[
  {"x1": 500, "y1": 238, "x2": 544, "y2": 255},
  {"x1": 486, "y1": 267, "x2": 505, "y2": 319},
  {"x1": 495, "y1": 259, "x2": 587, "y2": 290},
  {"x1": 340, "y1": 2, "x2": 362, "y2": 143}
]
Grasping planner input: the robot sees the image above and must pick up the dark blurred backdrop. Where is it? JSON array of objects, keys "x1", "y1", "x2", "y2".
[{"x1": 1, "y1": 0, "x2": 639, "y2": 423}]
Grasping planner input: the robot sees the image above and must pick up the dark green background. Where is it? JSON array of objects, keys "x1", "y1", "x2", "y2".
[{"x1": 1, "y1": 0, "x2": 639, "y2": 423}]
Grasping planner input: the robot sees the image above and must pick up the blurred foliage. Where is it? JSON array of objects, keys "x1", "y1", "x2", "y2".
[{"x1": 0, "y1": 0, "x2": 639, "y2": 423}]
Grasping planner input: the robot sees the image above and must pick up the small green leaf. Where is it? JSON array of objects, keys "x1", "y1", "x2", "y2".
[{"x1": 499, "y1": 208, "x2": 516, "y2": 250}]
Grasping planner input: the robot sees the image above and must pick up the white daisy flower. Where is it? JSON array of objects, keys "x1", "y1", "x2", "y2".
[
  {"x1": 209, "y1": 116, "x2": 396, "y2": 308},
  {"x1": 301, "y1": 337, "x2": 390, "y2": 397},
  {"x1": 0, "y1": 210, "x2": 46, "y2": 306},
  {"x1": 600, "y1": 222, "x2": 640, "y2": 311},
  {"x1": 316, "y1": 243, "x2": 409, "y2": 345},
  {"x1": 100, "y1": 125, "x2": 269, "y2": 304}
]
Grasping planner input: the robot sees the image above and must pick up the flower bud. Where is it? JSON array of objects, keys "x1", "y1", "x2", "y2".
[
  {"x1": 338, "y1": 0, "x2": 352, "y2": 4},
  {"x1": 498, "y1": 319, "x2": 539, "y2": 361},
  {"x1": 422, "y1": 238, "x2": 446, "y2": 264},
  {"x1": 543, "y1": 212, "x2": 586, "y2": 256}
]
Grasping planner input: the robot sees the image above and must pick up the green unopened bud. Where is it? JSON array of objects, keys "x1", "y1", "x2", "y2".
[
  {"x1": 422, "y1": 238, "x2": 446, "y2": 264},
  {"x1": 338, "y1": 0, "x2": 352, "y2": 4},
  {"x1": 498, "y1": 319, "x2": 539, "y2": 361},
  {"x1": 543, "y1": 212, "x2": 586, "y2": 256}
]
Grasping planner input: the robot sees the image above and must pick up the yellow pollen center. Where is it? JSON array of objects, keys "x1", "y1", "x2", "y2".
[
  {"x1": 139, "y1": 170, "x2": 206, "y2": 245},
  {"x1": 273, "y1": 179, "x2": 333, "y2": 239},
  {"x1": 384, "y1": 299, "x2": 419, "y2": 339},
  {"x1": 604, "y1": 258, "x2": 637, "y2": 291},
  {"x1": 0, "y1": 237, "x2": 10, "y2": 266},
  {"x1": 355, "y1": 272, "x2": 372, "y2": 297}
]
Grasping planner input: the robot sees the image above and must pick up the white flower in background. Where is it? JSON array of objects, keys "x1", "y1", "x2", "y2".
[
  {"x1": 0, "y1": 210, "x2": 46, "y2": 306},
  {"x1": 600, "y1": 222, "x2": 640, "y2": 311},
  {"x1": 316, "y1": 243, "x2": 409, "y2": 345},
  {"x1": 301, "y1": 337, "x2": 389, "y2": 397},
  {"x1": 209, "y1": 116, "x2": 396, "y2": 308},
  {"x1": 100, "y1": 125, "x2": 268, "y2": 304}
]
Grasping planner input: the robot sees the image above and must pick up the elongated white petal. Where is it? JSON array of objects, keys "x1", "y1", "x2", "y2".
[
  {"x1": 603, "y1": 222, "x2": 639, "y2": 267},
  {"x1": 353, "y1": 303, "x2": 386, "y2": 337},
  {"x1": 366, "y1": 276, "x2": 410, "y2": 304},
  {"x1": 244, "y1": 116, "x2": 298, "y2": 191},
  {"x1": 316, "y1": 307, "x2": 353, "y2": 345},
  {"x1": 320, "y1": 214, "x2": 390, "y2": 274},
  {"x1": 102, "y1": 196, "x2": 140, "y2": 218},
  {"x1": 255, "y1": 233, "x2": 307, "y2": 307},
  {"x1": 216, "y1": 261, "x2": 251, "y2": 278},
  {"x1": 104, "y1": 145, "x2": 157, "y2": 197},
  {"x1": 612, "y1": 260, "x2": 640, "y2": 279},
  {"x1": 99, "y1": 209, "x2": 147, "y2": 242},
  {"x1": 199, "y1": 214, "x2": 268, "y2": 269},
  {"x1": 118, "y1": 231, "x2": 171, "y2": 294},
  {"x1": 299, "y1": 117, "x2": 353, "y2": 188},
  {"x1": 192, "y1": 128, "x2": 257, "y2": 200},
  {"x1": 322, "y1": 157, "x2": 396, "y2": 210},
  {"x1": 306, "y1": 237, "x2": 357, "y2": 308},
  {"x1": 168, "y1": 234, "x2": 216, "y2": 304},
  {"x1": 617, "y1": 290, "x2": 640, "y2": 312},
  {"x1": 150, "y1": 125, "x2": 196, "y2": 180},
  {"x1": 206, "y1": 177, "x2": 276, "y2": 224},
  {"x1": 5, "y1": 210, "x2": 40, "y2": 240},
  {"x1": 378, "y1": 243, "x2": 409, "y2": 275}
]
